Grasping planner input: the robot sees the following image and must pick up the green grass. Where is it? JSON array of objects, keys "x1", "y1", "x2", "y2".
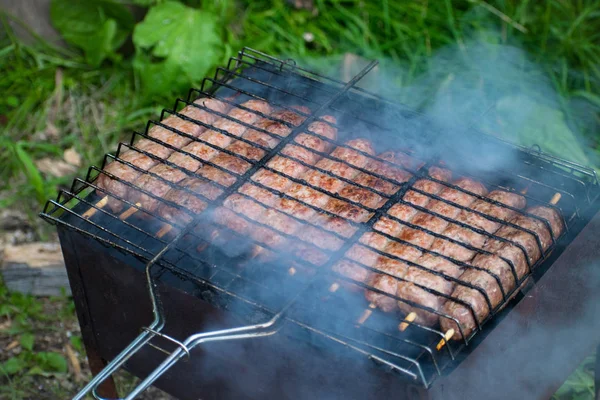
[
  {"x1": 0, "y1": 1, "x2": 598, "y2": 398},
  {"x1": 1, "y1": 1, "x2": 599, "y2": 223}
]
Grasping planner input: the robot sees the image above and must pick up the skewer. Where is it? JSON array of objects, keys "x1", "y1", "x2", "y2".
[
  {"x1": 119, "y1": 203, "x2": 142, "y2": 220},
  {"x1": 398, "y1": 187, "x2": 531, "y2": 326},
  {"x1": 83, "y1": 196, "x2": 108, "y2": 219},
  {"x1": 436, "y1": 329, "x2": 454, "y2": 351},
  {"x1": 356, "y1": 186, "x2": 536, "y2": 326},
  {"x1": 156, "y1": 224, "x2": 173, "y2": 238},
  {"x1": 398, "y1": 312, "x2": 417, "y2": 332},
  {"x1": 550, "y1": 192, "x2": 561, "y2": 205},
  {"x1": 356, "y1": 303, "x2": 376, "y2": 325}
]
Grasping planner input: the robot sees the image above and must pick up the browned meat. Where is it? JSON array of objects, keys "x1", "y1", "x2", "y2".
[
  {"x1": 97, "y1": 97, "x2": 230, "y2": 212},
  {"x1": 361, "y1": 157, "x2": 413, "y2": 186},
  {"x1": 242, "y1": 107, "x2": 309, "y2": 148},
  {"x1": 396, "y1": 190, "x2": 526, "y2": 325},
  {"x1": 157, "y1": 177, "x2": 223, "y2": 226},
  {"x1": 211, "y1": 116, "x2": 342, "y2": 263},
  {"x1": 393, "y1": 178, "x2": 488, "y2": 251},
  {"x1": 378, "y1": 150, "x2": 425, "y2": 171},
  {"x1": 364, "y1": 178, "x2": 487, "y2": 312},
  {"x1": 456, "y1": 190, "x2": 527, "y2": 233},
  {"x1": 527, "y1": 205, "x2": 563, "y2": 239},
  {"x1": 374, "y1": 168, "x2": 452, "y2": 237},
  {"x1": 363, "y1": 257, "x2": 410, "y2": 312},
  {"x1": 331, "y1": 162, "x2": 450, "y2": 295},
  {"x1": 124, "y1": 100, "x2": 271, "y2": 214},
  {"x1": 156, "y1": 106, "x2": 312, "y2": 225},
  {"x1": 426, "y1": 191, "x2": 528, "y2": 261},
  {"x1": 440, "y1": 205, "x2": 563, "y2": 340},
  {"x1": 331, "y1": 259, "x2": 370, "y2": 286}
]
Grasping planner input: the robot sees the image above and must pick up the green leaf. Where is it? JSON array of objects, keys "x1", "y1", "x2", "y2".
[
  {"x1": 0, "y1": 357, "x2": 27, "y2": 375},
  {"x1": 132, "y1": 1, "x2": 222, "y2": 94},
  {"x1": 34, "y1": 352, "x2": 68, "y2": 374},
  {"x1": 133, "y1": 52, "x2": 188, "y2": 97},
  {"x1": 6, "y1": 95, "x2": 19, "y2": 107},
  {"x1": 0, "y1": 304, "x2": 11, "y2": 316},
  {"x1": 20, "y1": 333, "x2": 35, "y2": 351},
  {"x1": 480, "y1": 95, "x2": 590, "y2": 166},
  {"x1": 70, "y1": 335, "x2": 84, "y2": 353},
  {"x1": 50, "y1": 0, "x2": 134, "y2": 66}
]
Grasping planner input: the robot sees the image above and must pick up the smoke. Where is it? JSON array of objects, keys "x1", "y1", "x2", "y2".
[
  {"x1": 146, "y1": 27, "x2": 600, "y2": 398},
  {"x1": 301, "y1": 29, "x2": 598, "y2": 172}
]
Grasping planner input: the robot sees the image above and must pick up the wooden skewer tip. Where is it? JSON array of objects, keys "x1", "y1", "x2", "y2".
[
  {"x1": 196, "y1": 243, "x2": 209, "y2": 253},
  {"x1": 288, "y1": 267, "x2": 297, "y2": 276},
  {"x1": 156, "y1": 224, "x2": 173, "y2": 238},
  {"x1": 398, "y1": 312, "x2": 417, "y2": 332},
  {"x1": 436, "y1": 329, "x2": 455, "y2": 351},
  {"x1": 82, "y1": 196, "x2": 108, "y2": 219},
  {"x1": 119, "y1": 202, "x2": 141, "y2": 220},
  {"x1": 357, "y1": 309, "x2": 373, "y2": 325},
  {"x1": 356, "y1": 303, "x2": 376, "y2": 325},
  {"x1": 550, "y1": 193, "x2": 561, "y2": 205},
  {"x1": 328, "y1": 282, "x2": 340, "y2": 293}
]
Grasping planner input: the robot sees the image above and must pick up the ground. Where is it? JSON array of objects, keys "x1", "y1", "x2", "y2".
[
  {"x1": 1, "y1": 1, "x2": 598, "y2": 398},
  {"x1": 0, "y1": 280, "x2": 175, "y2": 400}
]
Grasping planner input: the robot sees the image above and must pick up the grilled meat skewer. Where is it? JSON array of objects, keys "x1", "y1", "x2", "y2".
[
  {"x1": 363, "y1": 177, "x2": 488, "y2": 312},
  {"x1": 121, "y1": 100, "x2": 272, "y2": 217},
  {"x1": 95, "y1": 97, "x2": 230, "y2": 213},
  {"x1": 440, "y1": 204, "x2": 563, "y2": 340},
  {"x1": 156, "y1": 107, "x2": 309, "y2": 227},
  {"x1": 396, "y1": 190, "x2": 527, "y2": 325},
  {"x1": 331, "y1": 162, "x2": 453, "y2": 292}
]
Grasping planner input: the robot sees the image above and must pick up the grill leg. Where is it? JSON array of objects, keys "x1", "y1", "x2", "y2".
[
  {"x1": 58, "y1": 230, "x2": 119, "y2": 398},
  {"x1": 85, "y1": 346, "x2": 119, "y2": 398}
]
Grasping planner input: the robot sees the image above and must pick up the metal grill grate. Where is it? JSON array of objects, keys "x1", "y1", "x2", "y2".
[{"x1": 40, "y1": 48, "x2": 600, "y2": 398}]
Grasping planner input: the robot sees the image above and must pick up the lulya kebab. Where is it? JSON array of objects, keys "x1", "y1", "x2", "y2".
[
  {"x1": 344, "y1": 176, "x2": 485, "y2": 308},
  {"x1": 231, "y1": 139, "x2": 417, "y2": 274},
  {"x1": 114, "y1": 99, "x2": 273, "y2": 221},
  {"x1": 289, "y1": 144, "x2": 419, "y2": 288},
  {"x1": 352, "y1": 176, "x2": 488, "y2": 324},
  {"x1": 239, "y1": 149, "x2": 416, "y2": 270},
  {"x1": 330, "y1": 165, "x2": 453, "y2": 293},
  {"x1": 212, "y1": 136, "x2": 411, "y2": 269},
  {"x1": 439, "y1": 201, "x2": 563, "y2": 340},
  {"x1": 221, "y1": 143, "x2": 403, "y2": 267},
  {"x1": 155, "y1": 107, "x2": 310, "y2": 229},
  {"x1": 86, "y1": 97, "x2": 231, "y2": 216},
  {"x1": 288, "y1": 144, "x2": 416, "y2": 256},
  {"x1": 395, "y1": 189, "x2": 527, "y2": 327},
  {"x1": 210, "y1": 115, "x2": 340, "y2": 266}
]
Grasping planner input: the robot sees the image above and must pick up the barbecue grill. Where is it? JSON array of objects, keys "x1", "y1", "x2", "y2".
[{"x1": 40, "y1": 48, "x2": 600, "y2": 400}]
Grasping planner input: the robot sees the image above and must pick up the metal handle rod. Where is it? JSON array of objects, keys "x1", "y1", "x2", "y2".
[
  {"x1": 73, "y1": 330, "x2": 155, "y2": 400},
  {"x1": 124, "y1": 328, "x2": 280, "y2": 400},
  {"x1": 83, "y1": 319, "x2": 282, "y2": 400}
]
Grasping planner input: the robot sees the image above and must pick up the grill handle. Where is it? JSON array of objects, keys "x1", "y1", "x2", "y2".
[{"x1": 72, "y1": 319, "x2": 282, "y2": 400}]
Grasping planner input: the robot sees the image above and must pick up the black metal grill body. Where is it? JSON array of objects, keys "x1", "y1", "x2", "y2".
[
  {"x1": 58, "y1": 211, "x2": 600, "y2": 400},
  {"x1": 42, "y1": 49, "x2": 600, "y2": 399}
]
